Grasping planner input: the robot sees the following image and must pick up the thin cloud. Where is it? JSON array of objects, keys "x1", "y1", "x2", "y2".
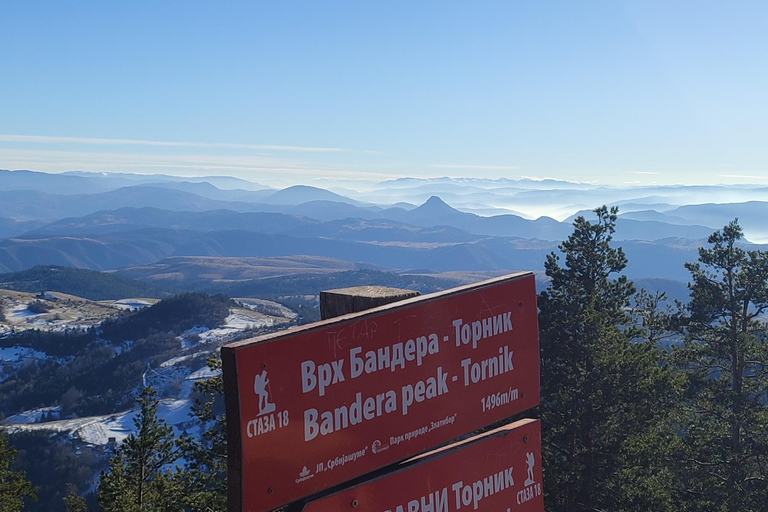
[
  {"x1": 632, "y1": 171, "x2": 661, "y2": 175},
  {"x1": 0, "y1": 147, "x2": 302, "y2": 169},
  {"x1": 718, "y1": 174, "x2": 767, "y2": 180},
  {"x1": 428, "y1": 164, "x2": 521, "y2": 170},
  {"x1": 0, "y1": 134, "x2": 355, "y2": 153}
]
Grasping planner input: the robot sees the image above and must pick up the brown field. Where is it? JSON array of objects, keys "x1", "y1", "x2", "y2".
[{"x1": 0, "y1": 289, "x2": 122, "y2": 334}]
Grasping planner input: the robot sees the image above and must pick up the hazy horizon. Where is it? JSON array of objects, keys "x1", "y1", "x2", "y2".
[{"x1": 3, "y1": 166, "x2": 768, "y2": 192}]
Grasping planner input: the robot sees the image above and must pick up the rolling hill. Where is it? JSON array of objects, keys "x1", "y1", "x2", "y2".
[
  {"x1": 258, "y1": 185, "x2": 364, "y2": 205},
  {"x1": 0, "y1": 169, "x2": 115, "y2": 195},
  {"x1": 113, "y1": 255, "x2": 372, "y2": 285},
  {"x1": 0, "y1": 265, "x2": 168, "y2": 300},
  {"x1": 0, "y1": 217, "x2": 47, "y2": 239},
  {"x1": 26, "y1": 207, "x2": 482, "y2": 243},
  {"x1": 0, "y1": 224, "x2": 736, "y2": 282},
  {"x1": 27, "y1": 208, "x2": 320, "y2": 237},
  {"x1": 0, "y1": 186, "x2": 267, "y2": 221}
]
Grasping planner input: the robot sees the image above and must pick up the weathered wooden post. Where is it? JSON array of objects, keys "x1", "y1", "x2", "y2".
[{"x1": 319, "y1": 286, "x2": 420, "y2": 320}]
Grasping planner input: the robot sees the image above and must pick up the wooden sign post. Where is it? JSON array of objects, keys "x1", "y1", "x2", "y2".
[
  {"x1": 320, "y1": 286, "x2": 420, "y2": 320},
  {"x1": 222, "y1": 272, "x2": 540, "y2": 512}
]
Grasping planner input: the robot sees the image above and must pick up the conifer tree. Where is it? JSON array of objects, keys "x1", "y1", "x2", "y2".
[
  {"x1": 63, "y1": 489, "x2": 88, "y2": 512},
  {"x1": 98, "y1": 386, "x2": 185, "y2": 512},
  {"x1": 675, "y1": 220, "x2": 768, "y2": 511},
  {"x1": 180, "y1": 354, "x2": 227, "y2": 512},
  {"x1": 538, "y1": 206, "x2": 676, "y2": 512},
  {"x1": 0, "y1": 431, "x2": 36, "y2": 512}
]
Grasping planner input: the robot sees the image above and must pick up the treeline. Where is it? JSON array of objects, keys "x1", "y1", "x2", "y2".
[
  {"x1": 1, "y1": 292, "x2": 235, "y2": 512},
  {"x1": 0, "y1": 329, "x2": 96, "y2": 358},
  {"x1": 84, "y1": 360, "x2": 226, "y2": 512},
  {"x1": 0, "y1": 265, "x2": 169, "y2": 301},
  {"x1": 210, "y1": 270, "x2": 458, "y2": 324},
  {"x1": 539, "y1": 207, "x2": 768, "y2": 512},
  {"x1": 206, "y1": 269, "x2": 456, "y2": 299},
  {"x1": 2, "y1": 358, "x2": 226, "y2": 512},
  {"x1": 0, "y1": 334, "x2": 185, "y2": 417},
  {"x1": 9, "y1": 432, "x2": 103, "y2": 512},
  {"x1": 0, "y1": 293, "x2": 231, "y2": 418},
  {"x1": 100, "y1": 293, "x2": 231, "y2": 343}
]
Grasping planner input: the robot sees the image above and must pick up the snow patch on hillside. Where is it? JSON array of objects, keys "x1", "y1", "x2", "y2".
[
  {"x1": 187, "y1": 367, "x2": 221, "y2": 381},
  {"x1": 12, "y1": 305, "x2": 40, "y2": 318},
  {"x1": 5, "y1": 399, "x2": 196, "y2": 446},
  {"x1": 111, "y1": 299, "x2": 152, "y2": 310},
  {"x1": 197, "y1": 313, "x2": 273, "y2": 342},
  {"x1": 180, "y1": 310, "x2": 279, "y2": 347},
  {"x1": 0, "y1": 345, "x2": 47, "y2": 363},
  {"x1": 160, "y1": 354, "x2": 194, "y2": 368},
  {"x1": 236, "y1": 299, "x2": 297, "y2": 319},
  {"x1": 5, "y1": 406, "x2": 60, "y2": 424}
]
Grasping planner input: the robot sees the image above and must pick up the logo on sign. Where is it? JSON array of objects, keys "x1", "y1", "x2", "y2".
[
  {"x1": 254, "y1": 370, "x2": 276, "y2": 416},
  {"x1": 296, "y1": 466, "x2": 314, "y2": 484},
  {"x1": 372, "y1": 439, "x2": 389, "y2": 454}
]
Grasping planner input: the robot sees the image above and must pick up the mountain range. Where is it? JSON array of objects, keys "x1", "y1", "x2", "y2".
[{"x1": 2, "y1": 169, "x2": 768, "y2": 293}]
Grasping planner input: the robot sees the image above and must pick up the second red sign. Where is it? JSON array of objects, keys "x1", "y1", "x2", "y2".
[{"x1": 302, "y1": 419, "x2": 544, "y2": 512}]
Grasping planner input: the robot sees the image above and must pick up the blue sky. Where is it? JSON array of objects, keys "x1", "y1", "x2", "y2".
[{"x1": 1, "y1": 1, "x2": 766, "y2": 187}]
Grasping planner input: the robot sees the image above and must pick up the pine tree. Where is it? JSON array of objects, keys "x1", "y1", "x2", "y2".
[
  {"x1": 180, "y1": 354, "x2": 227, "y2": 512},
  {"x1": 675, "y1": 220, "x2": 768, "y2": 511},
  {"x1": 63, "y1": 489, "x2": 88, "y2": 512},
  {"x1": 0, "y1": 431, "x2": 36, "y2": 512},
  {"x1": 98, "y1": 386, "x2": 185, "y2": 512},
  {"x1": 538, "y1": 206, "x2": 677, "y2": 511}
]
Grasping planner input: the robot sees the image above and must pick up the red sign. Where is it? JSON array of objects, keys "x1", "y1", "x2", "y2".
[
  {"x1": 303, "y1": 419, "x2": 544, "y2": 512},
  {"x1": 222, "y1": 273, "x2": 540, "y2": 512}
]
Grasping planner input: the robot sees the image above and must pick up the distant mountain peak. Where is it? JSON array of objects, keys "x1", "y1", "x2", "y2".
[
  {"x1": 260, "y1": 185, "x2": 361, "y2": 206},
  {"x1": 282, "y1": 184, "x2": 324, "y2": 192},
  {"x1": 405, "y1": 196, "x2": 466, "y2": 224},
  {"x1": 419, "y1": 196, "x2": 455, "y2": 211}
]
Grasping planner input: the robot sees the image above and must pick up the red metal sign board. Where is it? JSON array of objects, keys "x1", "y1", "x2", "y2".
[
  {"x1": 302, "y1": 419, "x2": 544, "y2": 512},
  {"x1": 222, "y1": 273, "x2": 540, "y2": 512}
]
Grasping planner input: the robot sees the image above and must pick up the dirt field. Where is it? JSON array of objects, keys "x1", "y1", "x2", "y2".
[{"x1": 0, "y1": 289, "x2": 123, "y2": 335}]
